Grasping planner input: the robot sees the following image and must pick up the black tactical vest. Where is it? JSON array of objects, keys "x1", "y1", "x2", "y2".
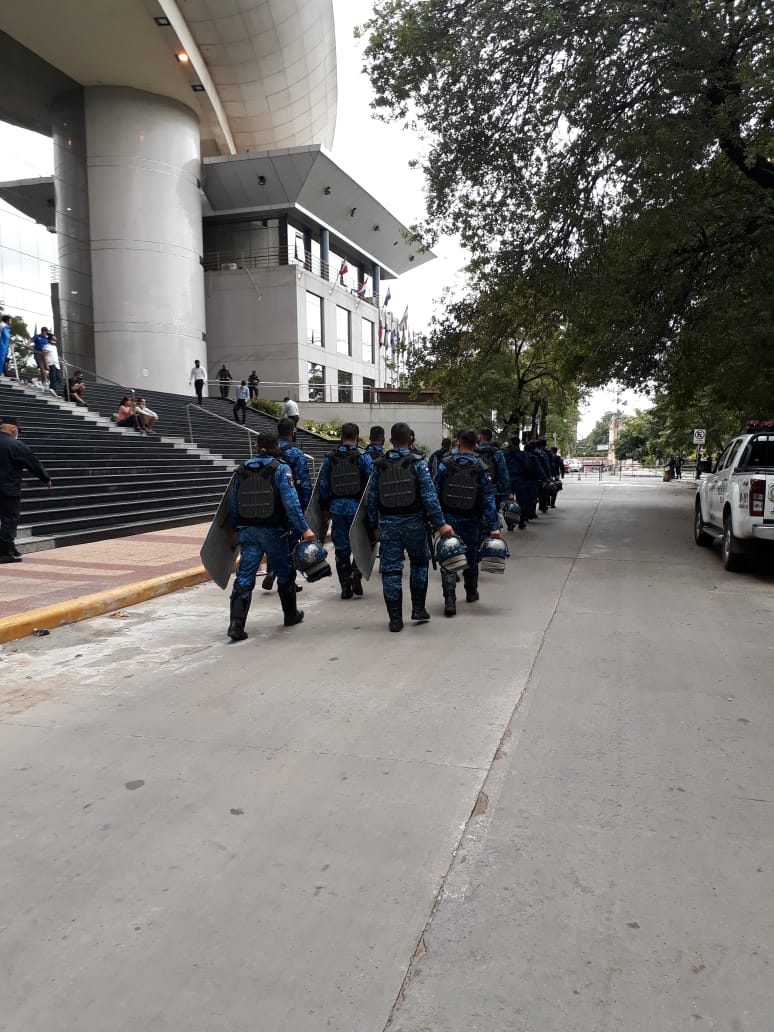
[
  {"x1": 478, "y1": 446, "x2": 498, "y2": 484},
  {"x1": 440, "y1": 457, "x2": 481, "y2": 515},
  {"x1": 328, "y1": 448, "x2": 365, "y2": 499},
  {"x1": 236, "y1": 459, "x2": 285, "y2": 525},
  {"x1": 376, "y1": 454, "x2": 422, "y2": 515}
]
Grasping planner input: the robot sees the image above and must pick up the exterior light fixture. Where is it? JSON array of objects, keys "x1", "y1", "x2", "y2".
[
  {"x1": 373, "y1": 225, "x2": 380, "y2": 231},
  {"x1": 409, "y1": 255, "x2": 415, "y2": 262},
  {"x1": 191, "y1": 84, "x2": 205, "y2": 92},
  {"x1": 350, "y1": 207, "x2": 357, "y2": 217},
  {"x1": 154, "y1": 15, "x2": 171, "y2": 25},
  {"x1": 257, "y1": 175, "x2": 267, "y2": 186},
  {"x1": 176, "y1": 51, "x2": 190, "y2": 63},
  {"x1": 324, "y1": 186, "x2": 332, "y2": 195}
]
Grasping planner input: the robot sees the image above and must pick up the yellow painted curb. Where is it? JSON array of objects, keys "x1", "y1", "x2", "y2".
[{"x1": 0, "y1": 565, "x2": 211, "y2": 644}]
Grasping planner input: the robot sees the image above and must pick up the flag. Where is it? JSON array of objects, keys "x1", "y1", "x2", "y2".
[
  {"x1": 338, "y1": 260, "x2": 349, "y2": 282},
  {"x1": 356, "y1": 280, "x2": 367, "y2": 299},
  {"x1": 390, "y1": 328, "x2": 397, "y2": 348},
  {"x1": 378, "y1": 321, "x2": 384, "y2": 346},
  {"x1": 399, "y1": 305, "x2": 409, "y2": 330},
  {"x1": 383, "y1": 288, "x2": 391, "y2": 307}
]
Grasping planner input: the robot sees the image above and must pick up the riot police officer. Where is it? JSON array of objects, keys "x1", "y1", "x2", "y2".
[
  {"x1": 318, "y1": 422, "x2": 373, "y2": 598},
  {"x1": 476, "y1": 428, "x2": 513, "y2": 507},
  {"x1": 533, "y1": 439, "x2": 554, "y2": 512},
  {"x1": 435, "y1": 429, "x2": 501, "y2": 616},
  {"x1": 228, "y1": 431, "x2": 315, "y2": 640},
  {"x1": 365, "y1": 425, "x2": 385, "y2": 461},
  {"x1": 261, "y1": 417, "x2": 313, "y2": 592},
  {"x1": 367, "y1": 422, "x2": 453, "y2": 631},
  {"x1": 503, "y1": 435, "x2": 537, "y2": 528}
]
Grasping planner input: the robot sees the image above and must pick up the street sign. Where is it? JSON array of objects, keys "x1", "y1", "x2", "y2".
[
  {"x1": 693, "y1": 428, "x2": 707, "y2": 445},
  {"x1": 596, "y1": 444, "x2": 609, "y2": 451}
]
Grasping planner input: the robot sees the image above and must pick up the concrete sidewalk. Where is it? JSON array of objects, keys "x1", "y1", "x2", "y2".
[{"x1": 0, "y1": 523, "x2": 213, "y2": 638}]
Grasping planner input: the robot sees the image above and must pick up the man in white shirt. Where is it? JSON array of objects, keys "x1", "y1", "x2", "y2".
[
  {"x1": 189, "y1": 360, "x2": 207, "y2": 405},
  {"x1": 233, "y1": 380, "x2": 249, "y2": 424},
  {"x1": 44, "y1": 335, "x2": 62, "y2": 395},
  {"x1": 281, "y1": 396, "x2": 300, "y2": 427},
  {"x1": 136, "y1": 398, "x2": 158, "y2": 433}
]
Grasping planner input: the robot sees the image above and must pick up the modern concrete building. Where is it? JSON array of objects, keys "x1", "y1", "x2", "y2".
[{"x1": 0, "y1": 1, "x2": 431, "y2": 396}]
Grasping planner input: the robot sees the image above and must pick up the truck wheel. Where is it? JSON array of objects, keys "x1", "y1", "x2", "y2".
[
  {"x1": 721, "y1": 513, "x2": 745, "y2": 571},
  {"x1": 694, "y1": 502, "x2": 713, "y2": 547}
]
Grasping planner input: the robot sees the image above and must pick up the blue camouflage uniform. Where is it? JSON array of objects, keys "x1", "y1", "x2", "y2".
[
  {"x1": 230, "y1": 455, "x2": 309, "y2": 591},
  {"x1": 318, "y1": 444, "x2": 373, "y2": 581},
  {"x1": 367, "y1": 448, "x2": 446, "y2": 603},
  {"x1": 365, "y1": 443, "x2": 383, "y2": 461},
  {"x1": 503, "y1": 444, "x2": 538, "y2": 519},
  {"x1": 279, "y1": 438, "x2": 312, "y2": 510},
  {"x1": 476, "y1": 443, "x2": 511, "y2": 506},
  {"x1": 435, "y1": 451, "x2": 499, "y2": 571}
]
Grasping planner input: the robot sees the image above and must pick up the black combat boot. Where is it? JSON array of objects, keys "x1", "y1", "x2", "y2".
[
  {"x1": 278, "y1": 583, "x2": 304, "y2": 626},
  {"x1": 351, "y1": 567, "x2": 364, "y2": 597},
  {"x1": 227, "y1": 587, "x2": 252, "y2": 641},
  {"x1": 386, "y1": 591, "x2": 403, "y2": 632},
  {"x1": 338, "y1": 559, "x2": 353, "y2": 600},
  {"x1": 410, "y1": 586, "x2": 431, "y2": 623},
  {"x1": 463, "y1": 570, "x2": 479, "y2": 603},
  {"x1": 261, "y1": 570, "x2": 275, "y2": 591},
  {"x1": 441, "y1": 571, "x2": 457, "y2": 617}
]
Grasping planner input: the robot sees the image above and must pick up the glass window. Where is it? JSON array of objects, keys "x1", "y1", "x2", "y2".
[
  {"x1": 361, "y1": 318, "x2": 375, "y2": 364},
  {"x1": 338, "y1": 369, "x2": 352, "y2": 403},
  {"x1": 306, "y1": 291, "x2": 324, "y2": 348},
  {"x1": 363, "y1": 376, "x2": 375, "y2": 403},
  {"x1": 308, "y1": 362, "x2": 325, "y2": 402},
  {"x1": 336, "y1": 306, "x2": 351, "y2": 356}
]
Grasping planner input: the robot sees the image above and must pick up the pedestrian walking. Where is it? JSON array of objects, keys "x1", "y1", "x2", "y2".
[
  {"x1": 233, "y1": 380, "x2": 249, "y2": 423},
  {"x1": 366, "y1": 421, "x2": 453, "y2": 632},
  {"x1": 281, "y1": 396, "x2": 300, "y2": 426},
  {"x1": 365, "y1": 425, "x2": 385, "y2": 461},
  {"x1": 0, "y1": 416, "x2": 52, "y2": 563},
  {"x1": 0, "y1": 315, "x2": 11, "y2": 376},
  {"x1": 217, "y1": 364, "x2": 232, "y2": 400},
  {"x1": 247, "y1": 370, "x2": 261, "y2": 400},
  {"x1": 428, "y1": 437, "x2": 452, "y2": 479},
  {"x1": 435, "y1": 429, "x2": 501, "y2": 616},
  {"x1": 31, "y1": 327, "x2": 50, "y2": 388},
  {"x1": 476, "y1": 428, "x2": 513, "y2": 507},
  {"x1": 189, "y1": 360, "x2": 207, "y2": 405},
  {"x1": 318, "y1": 422, "x2": 373, "y2": 599},
  {"x1": 226, "y1": 431, "x2": 315, "y2": 639},
  {"x1": 44, "y1": 334, "x2": 62, "y2": 395},
  {"x1": 261, "y1": 417, "x2": 313, "y2": 592}
]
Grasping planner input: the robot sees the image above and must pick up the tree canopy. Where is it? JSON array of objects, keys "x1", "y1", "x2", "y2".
[{"x1": 361, "y1": 1, "x2": 774, "y2": 409}]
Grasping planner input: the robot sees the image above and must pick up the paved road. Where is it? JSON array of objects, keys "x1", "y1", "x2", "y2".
[{"x1": 1, "y1": 478, "x2": 772, "y2": 1031}]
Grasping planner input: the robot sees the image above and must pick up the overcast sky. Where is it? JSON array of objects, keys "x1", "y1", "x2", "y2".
[{"x1": 0, "y1": 1, "x2": 651, "y2": 434}]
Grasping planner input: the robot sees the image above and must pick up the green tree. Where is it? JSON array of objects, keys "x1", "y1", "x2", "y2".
[{"x1": 361, "y1": 1, "x2": 774, "y2": 404}]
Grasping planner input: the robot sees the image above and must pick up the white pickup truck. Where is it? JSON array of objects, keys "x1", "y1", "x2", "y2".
[{"x1": 694, "y1": 420, "x2": 774, "y2": 570}]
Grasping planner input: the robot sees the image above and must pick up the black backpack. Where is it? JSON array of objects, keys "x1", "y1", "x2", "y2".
[
  {"x1": 328, "y1": 449, "x2": 366, "y2": 499},
  {"x1": 376, "y1": 454, "x2": 422, "y2": 515},
  {"x1": 440, "y1": 456, "x2": 481, "y2": 515},
  {"x1": 236, "y1": 459, "x2": 285, "y2": 525}
]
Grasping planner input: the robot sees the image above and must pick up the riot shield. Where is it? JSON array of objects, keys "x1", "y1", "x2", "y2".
[
  {"x1": 348, "y1": 477, "x2": 377, "y2": 580},
  {"x1": 199, "y1": 473, "x2": 239, "y2": 590}
]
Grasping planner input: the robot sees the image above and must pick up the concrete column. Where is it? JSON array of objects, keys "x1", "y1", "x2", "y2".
[
  {"x1": 83, "y1": 86, "x2": 204, "y2": 393},
  {"x1": 319, "y1": 228, "x2": 329, "y2": 280},
  {"x1": 52, "y1": 89, "x2": 95, "y2": 377},
  {"x1": 371, "y1": 263, "x2": 381, "y2": 305},
  {"x1": 303, "y1": 226, "x2": 312, "y2": 272}
]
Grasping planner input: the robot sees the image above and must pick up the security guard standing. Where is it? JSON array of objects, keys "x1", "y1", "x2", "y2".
[
  {"x1": 318, "y1": 422, "x2": 373, "y2": 598},
  {"x1": 476, "y1": 427, "x2": 513, "y2": 507},
  {"x1": 228, "y1": 430, "x2": 315, "y2": 640},
  {"x1": 365, "y1": 425, "x2": 385, "y2": 461},
  {"x1": 367, "y1": 421, "x2": 453, "y2": 632},
  {"x1": 435, "y1": 429, "x2": 501, "y2": 615},
  {"x1": 261, "y1": 417, "x2": 313, "y2": 592}
]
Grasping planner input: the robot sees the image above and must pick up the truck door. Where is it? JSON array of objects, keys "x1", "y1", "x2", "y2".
[{"x1": 709, "y1": 439, "x2": 743, "y2": 526}]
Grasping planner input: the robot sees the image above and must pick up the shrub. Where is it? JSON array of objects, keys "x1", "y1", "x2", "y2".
[{"x1": 249, "y1": 397, "x2": 282, "y2": 418}]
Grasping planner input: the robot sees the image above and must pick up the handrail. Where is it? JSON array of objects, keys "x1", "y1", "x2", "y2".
[{"x1": 185, "y1": 403, "x2": 318, "y2": 477}]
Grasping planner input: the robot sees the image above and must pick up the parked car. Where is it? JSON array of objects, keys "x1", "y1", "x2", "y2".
[
  {"x1": 564, "y1": 458, "x2": 583, "y2": 473},
  {"x1": 694, "y1": 420, "x2": 774, "y2": 570}
]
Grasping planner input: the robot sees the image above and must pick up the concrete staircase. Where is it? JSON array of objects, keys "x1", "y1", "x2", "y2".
[{"x1": 0, "y1": 380, "x2": 234, "y2": 552}]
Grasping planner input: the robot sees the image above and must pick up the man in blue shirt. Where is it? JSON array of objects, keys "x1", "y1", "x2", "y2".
[
  {"x1": 367, "y1": 422, "x2": 452, "y2": 631},
  {"x1": 261, "y1": 417, "x2": 313, "y2": 592},
  {"x1": 227, "y1": 430, "x2": 315, "y2": 639},
  {"x1": 435, "y1": 429, "x2": 501, "y2": 615},
  {"x1": 0, "y1": 315, "x2": 11, "y2": 376},
  {"x1": 476, "y1": 428, "x2": 513, "y2": 507},
  {"x1": 318, "y1": 422, "x2": 373, "y2": 598},
  {"x1": 30, "y1": 327, "x2": 50, "y2": 388}
]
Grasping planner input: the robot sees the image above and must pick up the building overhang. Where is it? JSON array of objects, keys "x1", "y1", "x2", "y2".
[
  {"x1": 0, "y1": 177, "x2": 56, "y2": 231},
  {"x1": 203, "y1": 146, "x2": 434, "y2": 278}
]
